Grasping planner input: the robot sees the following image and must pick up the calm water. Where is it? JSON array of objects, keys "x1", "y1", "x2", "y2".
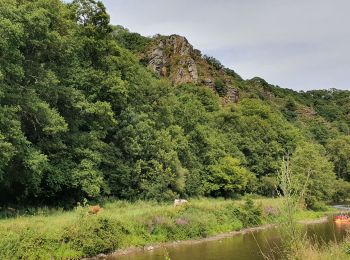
[{"x1": 110, "y1": 213, "x2": 350, "y2": 260}]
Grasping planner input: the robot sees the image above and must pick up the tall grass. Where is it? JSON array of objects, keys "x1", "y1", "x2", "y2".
[
  {"x1": 0, "y1": 195, "x2": 334, "y2": 259},
  {"x1": 273, "y1": 157, "x2": 350, "y2": 260},
  {"x1": 293, "y1": 237, "x2": 350, "y2": 260},
  {"x1": 276, "y1": 156, "x2": 311, "y2": 257},
  {"x1": 0, "y1": 198, "x2": 264, "y2": 259}
]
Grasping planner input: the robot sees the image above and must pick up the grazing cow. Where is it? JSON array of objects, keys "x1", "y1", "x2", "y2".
[
  {"x1": 88, "y1": 205, "x2": 102, "y2": 214},
  {"x1": 174, "y1": 199, "x2": 188, "y2": 207}
]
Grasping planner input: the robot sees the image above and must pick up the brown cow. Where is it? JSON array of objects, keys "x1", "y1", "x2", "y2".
[{"x1": 88, "y1": 205, "x2": 102, "y2": 214}]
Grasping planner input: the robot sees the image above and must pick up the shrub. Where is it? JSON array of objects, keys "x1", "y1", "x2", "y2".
[
  {"x1": 63, "y1": 216, "x2": 125, "y2": 256},
  {"x1": 214, "y1": 79, "x2": 228, "y2": 97},
  {"x1": 237, "y1": 198, "x2": 263, "y2": 227},
  {"x1": 203, "y1": 55, "x2": 224, "y2": 70}
]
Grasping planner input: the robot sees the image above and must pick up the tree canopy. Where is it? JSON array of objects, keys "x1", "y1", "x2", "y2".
[{"x1": 0, "y1": 0, "x2": 349, "y2": 206}]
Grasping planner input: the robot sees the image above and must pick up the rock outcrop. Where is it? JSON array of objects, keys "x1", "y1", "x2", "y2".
[
  {"x1": 147, "y1": 35, "x2": 199, "y2": 84},
  {"x1": 148, "y1": 43, "x2": 167, "y2": 76},
  {"x1": 145, "y1": 34, "x2": 240, "y2": 103},
  {"x1": 226, "y1": 88, "x2": 240, "y2": 103}
]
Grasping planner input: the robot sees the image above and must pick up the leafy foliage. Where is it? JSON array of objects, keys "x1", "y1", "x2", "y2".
[
  {"x1": 214, "y1": 79, "x2": 228, "y2": 97},
  {"x1": 203, "y1": 55, "x2": 224, "y2": 70},
  {"x1": 206, "y1": 156, "x2": 254, "y2": 198},
  {"x1": 327, "y1": 136, "x2": 350, "y2": 180},
  {"x1": 290, "y1": 142, "x2": 337, "y2": 209},
  {"x1": 0, "y1": 0, "x2": 348, "y2": 207}
]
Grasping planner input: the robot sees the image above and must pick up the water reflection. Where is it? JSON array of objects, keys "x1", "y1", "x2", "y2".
[{"x1": 111, "y1": 214, "x2": 349, "y2": 260}]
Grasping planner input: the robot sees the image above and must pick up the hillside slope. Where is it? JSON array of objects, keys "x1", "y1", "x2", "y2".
[
  {"x1": 115, "y1": 27, "x2": 350, "y2": 136},
  {"x1": 0, "y1": 0, "x2": 349, "y2": 209}
]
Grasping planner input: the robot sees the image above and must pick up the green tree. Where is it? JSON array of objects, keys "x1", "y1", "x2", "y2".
[
  {"x1": 219, "y1": 99, "x2": 301, "y2": 178},
  {"x1": 282, "y1": 98, "x2": 298, "y2": 121},
  {"x1": 206, "y1": 156, "x2": 254, "y2": 198},
  {"x1": 290, "y1": 142, "x2": 337, "y2": 209},
  {"x1": 327, "y1": 136, "x2": 350, "y2": 180}
]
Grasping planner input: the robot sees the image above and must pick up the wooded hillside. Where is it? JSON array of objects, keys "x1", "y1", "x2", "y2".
[{"x1": 1, "y1": 0, "x2": 349, "y2": 209}]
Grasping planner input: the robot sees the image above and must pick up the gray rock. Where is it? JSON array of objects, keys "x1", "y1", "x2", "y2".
[
  {"x1": 147, "y1": 35, "x2": 198, "y2": 84},
  {"x1": 96, "y1": 254, "x2": 107, "y2": 259},
  {"x1": 148, "y1": 44, "x2": 166, "y2": 76},
  {"x1": 227, "y1": 88, "x2": 239, "y2": 103},
  {"x1": 187, "y1": 58, "x2": 198, "y2": 82},
  {"x1": 202, "y1": 78, "x2": 215, "y2": 89}
]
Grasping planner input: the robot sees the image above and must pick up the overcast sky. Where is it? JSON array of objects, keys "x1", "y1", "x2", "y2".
[{"x1": 97, "y1": 0, "x2": 349, "y2": 91}]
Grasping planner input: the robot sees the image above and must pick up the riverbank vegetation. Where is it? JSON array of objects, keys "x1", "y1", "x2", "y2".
[
  {"x1": 294, "y1": 237, "x2": 350, "y2": 260},
  {"x1": 269, "y1": 158, "x2": 350, "y2": 260},
  {"x1": 0, "y1": 197, "x2": 334, "y2": 259}
]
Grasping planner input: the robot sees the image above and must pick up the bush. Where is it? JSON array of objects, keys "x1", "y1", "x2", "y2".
[
  {"x1": 237, "y1": 198, "x2": 263, "y2": 227},
  {"x1": 305, "y1": 200, "x2": 328, "y2": 211},
  {"x1": 214, "y1": 79, "x2": 228, "y2": 97},
  {"x1": 203, "y1": 55, "x2": 224, "y2": 70},
  {"x1": 63, "y1": 216, "x2": 125, "y2": 256}
]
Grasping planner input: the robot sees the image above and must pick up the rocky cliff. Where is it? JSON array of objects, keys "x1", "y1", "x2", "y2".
[
  {"x1": 141, "y1": 34, "x2": 240, "y2": 103},
  {"x1": 146, "y1": 35, "x2": 199, "y2": 84}
]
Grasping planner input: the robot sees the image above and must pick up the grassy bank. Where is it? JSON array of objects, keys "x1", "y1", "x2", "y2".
[
  {"x1": 0, "y1": 198, "x2": 334, "y2": 259},
  {"x1": 292, "y1": 237, "x2": 350, "y2": 260}
]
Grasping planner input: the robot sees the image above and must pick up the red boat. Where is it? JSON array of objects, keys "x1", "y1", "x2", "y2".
[{"x1": 334, "y1": 215, "x2": 349, "y2": 223}]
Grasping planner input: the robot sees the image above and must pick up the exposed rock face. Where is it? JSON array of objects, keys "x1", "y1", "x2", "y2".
[
  {"x1": 226, "y1": 79, "x2": 238, "y2": 102},
  {"x1": 147, "y1": 35, "x2": 199, "y2": 84},
  {"x1": 227, "y1": 88, "x2": 239, "y2": 103},
  {"x1": 145, "y1": 34, "x2": 240, "y2": 103},
  {"x1": 174, "y1": 57, "x2": 198, "y2": 84},
  {"x1": 202, "y1": 78, "x2": 215, "y2": 89},
  {"x1": 148, "y1": 41, "x2": 166, "y2": 76}
]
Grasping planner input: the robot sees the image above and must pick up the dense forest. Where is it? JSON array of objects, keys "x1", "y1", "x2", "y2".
[{"x1": 1, "y1": 0, "x2": 350, "y2": 209}]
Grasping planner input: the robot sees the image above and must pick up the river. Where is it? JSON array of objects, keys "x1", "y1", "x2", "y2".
[{"x1": 109, "y1": 209, "x2": 350, "y2": 260}]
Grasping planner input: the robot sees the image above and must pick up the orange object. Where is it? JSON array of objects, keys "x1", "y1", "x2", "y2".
[
  {"x1": 334, "y1": 215, "x2": 349, "y2": 223},
  {"x1": 88, "y1": 205, "x2": 102, "y2": 214}
]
